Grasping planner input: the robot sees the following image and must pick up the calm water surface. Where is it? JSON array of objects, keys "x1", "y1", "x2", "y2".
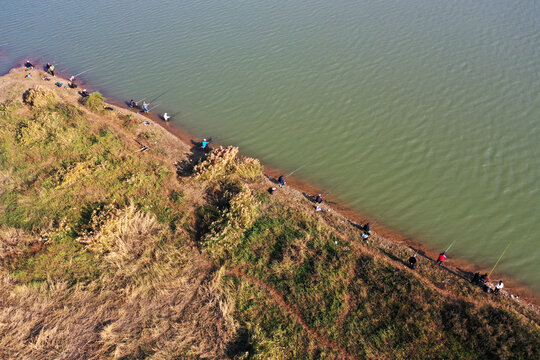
[{"x1": 1, "y1": 0, "x2": 539, "y2": 291}]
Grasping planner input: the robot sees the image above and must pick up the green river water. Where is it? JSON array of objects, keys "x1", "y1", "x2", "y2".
[{"x1": 1, "y1": 0, "x2": 539, "y2": 292}]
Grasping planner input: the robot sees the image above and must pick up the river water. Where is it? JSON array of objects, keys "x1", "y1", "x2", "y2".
[{"x1": 1, "y1": 0, "x2": 539, "y2": 292}]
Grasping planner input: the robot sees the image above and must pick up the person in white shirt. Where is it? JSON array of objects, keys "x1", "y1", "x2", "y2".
[
  {"x1": 163, "y1": 113, "x2": 170, "y2": 121},
  {"x1": 494, "y1": 280, "x2": 504, "y2": 294}
]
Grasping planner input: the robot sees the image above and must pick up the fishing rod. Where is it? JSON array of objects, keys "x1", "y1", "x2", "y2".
[
  {"x1": 73, "y1": 66, "x2": 95, "y2": 77},
  {"x1": 286, "y1": 165, "x2": 305, "y2": 178},
  {"x1": 445, "y1": 241, "x2": 455, "y2": 253},
  {"x1": 148, "y1": 89, "x2": 170, "y2": 104},
  {"x1": 488, "y1": 240, "x2": 513, "y2": 277},
  {"x1": 148, "y1": 103, "x2": 161, "y2": 111},
  {"x1": 488, "y1": 225, "x2": 530, "y2": 277}
]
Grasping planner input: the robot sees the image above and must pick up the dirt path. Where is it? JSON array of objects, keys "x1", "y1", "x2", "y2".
[{"x1": 226, "y1": 266, "x2": 360, "y2": 360}]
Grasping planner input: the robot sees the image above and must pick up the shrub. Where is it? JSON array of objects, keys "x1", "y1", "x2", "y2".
[
  {"x1": 83, "y1": 91, "x2": 105, "y2": 112},
  {"x1": 22, "y1": 86, "x2": 58, "y2": 108},
  {"x1": 232, "y1": 156, "x2": 263, "y2": 183},
  {"x1": 203, "y1": 183, "x2": 260, "y2": 260},
  {"x1": 194, "y1": 146, "x2": 239, "y2": 181}
]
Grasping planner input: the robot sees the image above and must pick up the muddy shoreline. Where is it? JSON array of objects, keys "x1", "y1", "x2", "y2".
[{"x1": 5, "y1": 60, "x2": 539, "y2": 308}]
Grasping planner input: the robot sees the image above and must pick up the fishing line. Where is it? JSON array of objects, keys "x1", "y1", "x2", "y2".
[
  {"x1": 148, "y1": 103, "x2": 161, "y2": 111},
  {"x1": 149, "y1": 89, "x2": 170, "y2": 104},
  {"x1": 488, "y1": 240, "x2": 513, "y2": 277},
  {"x1": 286, "y1": 165, "x2": 305, "y2": 177},
  {"x1": 488, "y1": 225, "x2": 530, "y2": 277},
  {"x1": 73, "y1": 66, "x2": 95, "y2": 77}
]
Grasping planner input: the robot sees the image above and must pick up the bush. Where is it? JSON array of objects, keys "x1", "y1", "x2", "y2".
[
  {"x1": 22, "y1": 86, "x2": 58, "y2": 108},
  {"x1": 232, "y1": 156, "x2": 263, "y2": 183},
  {"x1": 83, "y1": 91, "x2": 105, "y2": 112},
  {"x1": 194, "y1": 146, "x2": 239, "y2": 181}
]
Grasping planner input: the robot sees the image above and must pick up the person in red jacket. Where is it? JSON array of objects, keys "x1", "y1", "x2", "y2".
[{"x1": 436, "y1": 251, "x2": 447, "y2": 265}]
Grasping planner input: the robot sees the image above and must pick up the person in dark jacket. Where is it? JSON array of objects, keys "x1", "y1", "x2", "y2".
[
  {"x1": 408, "y1": 253, "x2": 417, "y2": 269},
  {"x1": 278, "y1": 175, "x2": 286, "y2": 188},
  {"x1": 363, "y1": 223, "x2": 371, "y2": 233}
]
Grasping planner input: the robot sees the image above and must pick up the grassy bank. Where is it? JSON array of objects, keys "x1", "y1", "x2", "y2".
[{"x1": 0, "y1": 68, "x2": 538, "y2": 359}]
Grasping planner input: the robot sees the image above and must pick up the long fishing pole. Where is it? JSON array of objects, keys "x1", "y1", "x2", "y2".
[
  {"x1": 148, "y1": 103, "x2": 161, "y2": 111},
  {"x1": 445, "y1": 241, "x2": 455, "y2": 253},
  {"x1": 73, "y1": 66, "x2": 95, "y2": 77},
  {"x1": 488, "y1": 240, "x2": 513, "y2": 277},
  {"x1": 148, "y1": 89, "x2": 169, "y2": 104},
  {"x1": 286, "y1": 165, "x2": 305, "y2": 177}
]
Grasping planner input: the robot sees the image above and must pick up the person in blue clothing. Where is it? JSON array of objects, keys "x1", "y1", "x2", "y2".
[
  {"x1": 278, "y1": 175, "x2": 286, "y2": 188},
  {"x1": 201, "y1": 138, "x2": 209, "y2": 149}
]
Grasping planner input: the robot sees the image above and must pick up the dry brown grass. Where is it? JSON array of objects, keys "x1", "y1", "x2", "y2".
[
  {"x1": 22, "y1": 85, "x2": 58, "y2": 108},
  {"x1": 194, "y1": 146, "x2": 239, "y2": 181},
  {"x1": 0, "y1": 205, "x2": 237, "y2": 359}
]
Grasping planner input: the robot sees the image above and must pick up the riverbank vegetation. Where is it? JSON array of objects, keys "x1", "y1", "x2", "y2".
[{"x1": 0, "y1": 68, "x2": 538, "y2": 359}]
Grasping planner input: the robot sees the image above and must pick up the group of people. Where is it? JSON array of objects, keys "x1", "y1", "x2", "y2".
[
  {"x1": 128, "y1": 99, "x2": 172, "y2": 122},
  {"x1": 409, "y1": 250, "x2": 446, "y2": 269},
  {"x1": 407, "y1": 249, "x2": 505, "y2": 296},
  {"x1": 24, "y1": 60, "x2": 82, "y2": 89},
  {"x1": 471, "y1": 272, "x2": 504, "y2": 294}
]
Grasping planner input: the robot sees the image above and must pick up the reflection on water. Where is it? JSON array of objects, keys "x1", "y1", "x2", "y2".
[{"x1": 1, "y1": 0, "x2": 539, "y2": 291}]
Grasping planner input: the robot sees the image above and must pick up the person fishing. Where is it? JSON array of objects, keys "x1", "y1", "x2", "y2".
[
  {"x1": 315, "y1": 194, "x2": 323, "y2": 204},
  {"x1": 129, "y1": 99, "x2": 137, "y2": 108},
  {"x1": 408, "y1": 253, "x2": 417, "y2": 269},
  {"x1": 480, "y1": 273, "x2": 489, "y2": 284},
  {"x1": 363, "y1": 223, "x2": 371, "y2": 233},
  {"x1": 201, "y1": 138, "x2": 209, "y2": 149},
  {"x1": 25, "y1": 60, "x2": 34, "y2": 69},
  {"x1": 142, "y1": 102, "x2": 149, "y2": 113},
  {"x1": 69, "y1": 75, "x2": 75, "y2": 82},
  {"x1": 436, "y1": 251, "x2": 447, "y2": 265},
  {"x1": 278, "y1": 175, "x2": 286, "y2": 188},
  {"x1": 494, "y1": 280, "x2": 504, "y2": 294},
  {"x1": 47, "y1": 63, "x2": 55, "y2": 76},
  {"x1": 163, "y1": 113, "x2": 170, "y2": 121},
  {"x1": 81, "y1": 89, "x2": 89, "y2": 97},
  {"x1": 480, "y1": 273, "x2": 491, "y2": 293}
]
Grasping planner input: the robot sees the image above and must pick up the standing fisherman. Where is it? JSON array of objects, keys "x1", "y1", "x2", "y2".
[
  {"x1": 163, "y1": 113, "x2": 170, "y2": 121},
  {"x1": 47, "y1": 63, "x2": 55, "y2": 76},
  {"x1": 278, "y1": 175, "x2": 286, "y2": 188},
  {"x1": 315, "y1": 194, "x2": 323, "y2": 204},
  {"x1": 408, "y1": 253, "x2": 417, "y2": 269},
  {"x1": 436, "y1": 251, "x2": 447, "y2": 265}
]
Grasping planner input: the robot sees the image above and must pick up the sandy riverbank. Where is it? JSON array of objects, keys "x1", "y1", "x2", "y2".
[{"x1": 5, "y1": 63, "x2": 539, "y2": 309}]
